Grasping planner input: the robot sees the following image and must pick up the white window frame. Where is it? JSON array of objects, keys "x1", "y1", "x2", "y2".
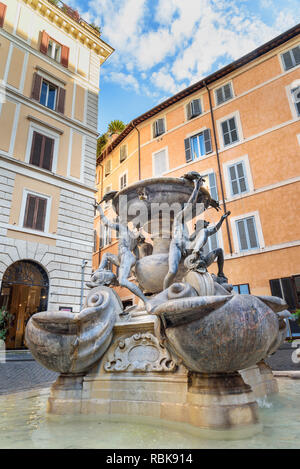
[
  {"x1": 230, "y1": 211, "x2": 265, "y2": 254},
  {"x1": 19, "y1": 188, "x2": 52, "y2": 235},
  {"x1": 216, "y1": 111, "x2": 243, "y2": 150},
  {"x1": 39, "y1": 79, "x2": 58, "y2": 111},
  {"x1": 223, "y1": 155, "x2": 254, "y2": 200},
  {"x1": 152, "y1": 146, "x2": 169, "y2": 177},
  {"x1": 185, "y1": 95, "x2": 204, "y2": 121},
  {"x1": 280, "y1": 43, "x2": 300, "y2": 72},
  {"x1": 25, "y1": 121, "x2": 60, "y2": 173},
  {"x1": 103, "y1": 224, "x2": 111, "y2": 247},
  {"x1": 214, "y1": 80, "x2": 234, "y2": 107},
  {"x1": 47, "y1": 39, "x2": 62, "y2": 63},
  {"x1": 119, "y1": 170, "x2": 128, "y2": 190},
  {"x1": 152, "y1": 116, "x2": 167, "y2": 139},
  {"x1": 120, "y1": 144, "x2": 128, "y2": 163},
  {"x1": 285, "y1": 80, "x2": 300, "y2": 120},
  {"x1": 201, "y1": 168, "x2": 218, "y2": 201}
]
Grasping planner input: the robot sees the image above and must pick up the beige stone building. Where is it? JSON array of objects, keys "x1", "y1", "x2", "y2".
[{"x1": 0, "y1": 0, "x2": 113, "y2": 348}]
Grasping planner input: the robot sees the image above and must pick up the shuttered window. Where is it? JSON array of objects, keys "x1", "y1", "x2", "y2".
[
  {"x1": 104, "y1": 185, "x2": 112, "y2": 208},
  {"x1": 40, "y1": 31, "x2": 70, "y2": 68},
  {"x1": 120, "y1": 173, "x2": 127, "y2": 190},
  {"x1": 30, "y1": 131, "x2": 54, "y2": 171},
  {"x1": 0, "y1": 2, "x2": 7, "y2": 28},
  {"x1": 236, "y1": 216, "x2": 259, "y2": 251},
  {"x1": 228, "y1": 161, "x2": 248, "y2": 196},
  {"x1": 187, "y1": 99, "x2": 202, "y2": 119},
  {"x1": 120, "y1": 145, "x2": 127, "y2": 162},
  {"x1": 23, "y1": 194, "x2": 47, "y2": 232},
  {"x1": 291, "y1": 86, "x2": 300, "y2": 117},
  {"x1": 215, "y1": 83, "x2": 233, "y2": 105},
  {"x1": 105, "y1": 160, "x2": 112, "y2": 176},
  {"x1": 281, "y1": 45, "x2": 300, "y2": 71},
  {"x1": 103, "y1": 225, "x2": 111, "y2": 246},
  {"x1": 202, "y1": 231, "x2": 219, "y2": 256},
  {"x1": 203, "y1": 172, "x2": 218, "y2": 201},
  {"x1": 31, "y1": 73, "x2": 65, "y2": 114},
  {"x1": 184, "y1": 128, "x2": 212, "y2": 162},
  {"x1": 153, "y1": 118, "x2": 165, "y2": 138},
  {"x1": 221, "y1": 117, "x2": 239, "y2": 146},
  {"x1": 153, "y1": 149, "x2": 168, "y2": 176}
]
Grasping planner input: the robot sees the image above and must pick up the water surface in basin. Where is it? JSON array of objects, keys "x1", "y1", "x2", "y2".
[{"x1": 0, "y1": 379, "x2": 300, "y2": 449}]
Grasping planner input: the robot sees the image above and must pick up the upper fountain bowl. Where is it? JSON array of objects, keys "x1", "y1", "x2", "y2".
[{"x1": 112, "y1": 177, "x2": 213, "y2": 223}]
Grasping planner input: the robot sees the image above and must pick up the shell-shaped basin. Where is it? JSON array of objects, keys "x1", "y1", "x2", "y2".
[
  {"x1": 25, "y1": 286, "x2": 122, "y2": 374},
  {"x1": 154, "y1": 294, "x2": 284, "y2": 373}
]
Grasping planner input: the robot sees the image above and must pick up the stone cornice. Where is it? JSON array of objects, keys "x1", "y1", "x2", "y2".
[{"x1": 23, "y1": 0, "x2": 114, "y2": 62}]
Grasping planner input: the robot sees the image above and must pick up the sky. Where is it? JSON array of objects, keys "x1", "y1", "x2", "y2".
[{"x1": 67, "y1": 0, "x2": 300, "y2": 135}]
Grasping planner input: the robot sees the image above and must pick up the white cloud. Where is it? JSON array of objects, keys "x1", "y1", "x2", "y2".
[{"x1": 75, "y1": 0, "x2": 300, "y2": 98}]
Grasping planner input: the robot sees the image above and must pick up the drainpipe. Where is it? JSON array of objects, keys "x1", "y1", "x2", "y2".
[
  {"x1": 80, "y1": 259, "x2": 88, "y2": 311},
  {"x1": 133, "y1": 122, "x2": 141, "y2": 180},
  {"x1": 204, "y1": 81, "x2": 233, "y2": 255}
]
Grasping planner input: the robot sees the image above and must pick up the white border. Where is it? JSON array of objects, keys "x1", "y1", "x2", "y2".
[
  {"x1": 213, "y1": 80, "x2": 235, "y2": 107},
  {"x1": 285, "y1": 80, "x2": 300, "y2": 120},
  {"x1": 152, "y1": 146, "x2": 169, "y2": 176},
  {"x1": 25, "y1": 120, "x2": 60, "y2": 173},
  {"x1": 18, "y1": 188, "x2": 52, "y2": 235},
  {"x1": 216, "y1": 110, "x2": 244, "y2": 151},
  {"x1": 278, "y1": 41, "x2": 300, "y2": 73},
  {"x1": 119, "y1": 169, "x2": 128, "y2": 190},
  {"x1": 184, "y1": 95, "x2": 204, "y2": 121},
  {"x1": 223, "y1": 154, "x2": 254, "y2": 200},
  {"x1": 230, "y1": 210, "x2": 265, "y2": 254}
]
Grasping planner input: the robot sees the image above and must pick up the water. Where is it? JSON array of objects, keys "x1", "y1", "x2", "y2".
[{"x1": 0, "y1": 379, "x2": 300, "y2": 449}]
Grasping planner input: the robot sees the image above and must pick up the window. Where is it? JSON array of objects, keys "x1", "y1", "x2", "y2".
[
  {"x1": 120, "y1": 172, "x2": 127, "y2": 190},
  {"x1": 153, "y1": 118, "x2": 165, "y2": 138},
  {"x1": 291, "y1": 86, "x2": 300, "y2": 117},
  {"x1": 40, "y1": 80, "x2": 57, "y2": 111},
  {"x1": 186, "y1": 99, "x2": 202, "y2": 120},
  {"x1": 120, "y1": 144, "x2": 127, "y2": 163},
  {"x1": 281, "y1": 45, "x2": 300, "y2": 71},
  {"x1": 221, "y1": 117, "x2": 239, "y2": 146},
  {"x1": 93, "y1": 229, "x2": 97, "y2": 252},
  {"x1": 215, "y1": 83, "x2": 233, "y2": 105},
  {"x1": 228, "y1": 161, "x2": 248, "y2": 196},
  {"x1": 103, "y1": 225, "x2": 111, "y2": 247},
  {"x1": 47, "y1": 39, "x2": 62, "y2": 62},
  {"x1": 31, "y1": 73, "x2": 66, "y2": 114},
  {"x1": 184, "y1": 129, "x2": 212, "y2": 162},
  {"x1": 233, "y1": 284, "x2": 250, "y2": 294},
  {"x1": 153, "y1": 149, "x2": 168, "y2": 176},
  {"x1": 0, "y1": 2, "x2": 7, "y2": 28},
  {"x1": 236, "y1": 216, "x2": 259, "y2": 252},
  {"x1": 104, "y1": 185, "x2": 112, "y2": 208},
  {"x1": 23, "y1": 194, "x2": 47, "y2": 232},
  {"x1": 30, "y1": 131, "x2": 54, "y2": 171},
  {"x1": 40, "y1": 31, "x2": 69, "y2": 68},
  {"x1": 105, "y1": 159, "x2": 111, "y2": 177},
  {"x1": 203, "y1": 172, "x2": 218, "y2": 201},
  {"x1": 202, "y1": 230, "x2": 219, "y2": 256}
]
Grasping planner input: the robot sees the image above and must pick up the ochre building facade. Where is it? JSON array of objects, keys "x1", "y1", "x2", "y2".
[
  {"x1": 94, "y1": 24, "x2": 300, "y2": 313},
  {"x1": 0, "y1": 0, "x2": 113, "y2": 348}
]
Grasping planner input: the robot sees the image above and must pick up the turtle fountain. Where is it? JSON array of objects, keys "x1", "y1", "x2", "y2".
[{"x1": 25, "y1": 173, "x2": 289, "y2": 438}]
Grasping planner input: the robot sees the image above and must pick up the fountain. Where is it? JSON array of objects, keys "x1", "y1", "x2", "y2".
[{"x1": 25, "y1": 173, "x2": 289, "y2": 438}]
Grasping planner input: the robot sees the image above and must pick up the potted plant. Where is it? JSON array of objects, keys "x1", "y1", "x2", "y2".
[{"x1": 0, "y1": 307, "x2": 11, "y2": 342}]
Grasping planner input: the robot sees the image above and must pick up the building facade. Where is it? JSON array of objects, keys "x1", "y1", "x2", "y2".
[
  {"x1": 0, "y1": 0, "x2": 113, "y2": 348},
  {"x1": 95, "y1": 24, "x2": 300, "y2": 313}
]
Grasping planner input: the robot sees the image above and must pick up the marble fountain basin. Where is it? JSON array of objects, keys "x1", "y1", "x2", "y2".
[
  {"x1": 112, "y1": 177, "x2": 214, "y2": 222},
  {"x1": 153, "y1": 293, "x2": 287, "y2": 374},
  {"x1": 25, "y1": 287, "x2": 122, "y2": 375}
]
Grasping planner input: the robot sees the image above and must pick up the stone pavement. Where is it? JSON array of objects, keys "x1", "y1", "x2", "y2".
[
  {"x1": 0, "y1": 342, "x2": 299, "y2": 395},
  {"x1": 0, "y1": 350, "x2": 58, "y2": 395}
]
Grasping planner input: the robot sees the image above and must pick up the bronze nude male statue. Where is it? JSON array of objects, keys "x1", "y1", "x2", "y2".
[{"x1": 92, "y1": 203, "x2": 149, "y2": 305}]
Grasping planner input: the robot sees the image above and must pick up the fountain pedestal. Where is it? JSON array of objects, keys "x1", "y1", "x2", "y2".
[{"x1": 47, "y1": 313, "x2": 262, "y2": 437}]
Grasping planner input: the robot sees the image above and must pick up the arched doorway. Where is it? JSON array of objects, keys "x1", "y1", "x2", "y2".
[{"x1": 0, "y1": 260, "x2": 49, "y2": 349}]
